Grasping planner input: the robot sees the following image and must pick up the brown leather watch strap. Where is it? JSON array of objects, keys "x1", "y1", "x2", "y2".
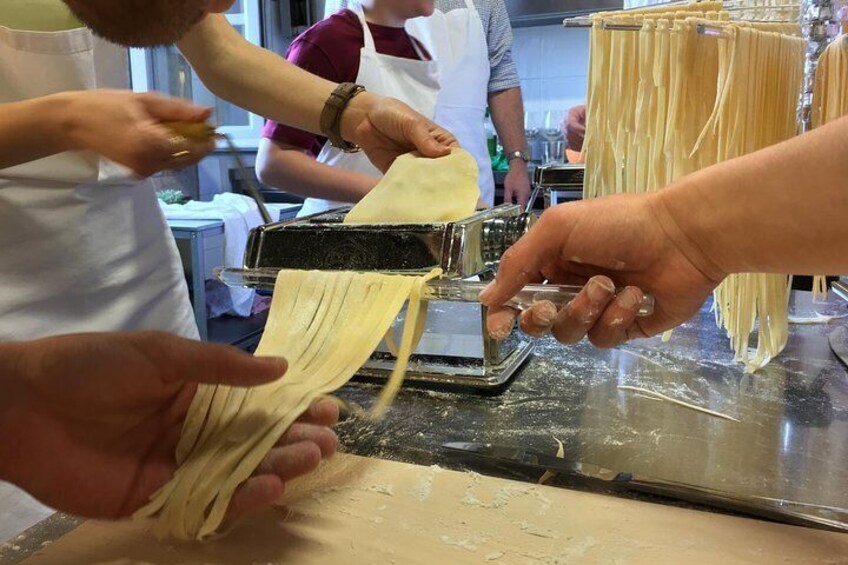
[{"x1": 320, "y1": 82, "x2": 366, "y2": 153}]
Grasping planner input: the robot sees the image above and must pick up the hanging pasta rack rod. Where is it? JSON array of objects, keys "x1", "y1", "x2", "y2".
[
  {"x1": 564, "y1": 19, "x2": 794, "y2": 35},
  {"x1": 563, "y1": 1, "x2": 800, "y2": 29}
]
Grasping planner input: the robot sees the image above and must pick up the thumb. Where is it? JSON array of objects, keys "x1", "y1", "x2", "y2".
[
  {"x1": 138, "y1": 333, "x2": 287, "y2": 387},
  {"x1": 137, "y1": 92, "x2": 213, "y2": 123}
]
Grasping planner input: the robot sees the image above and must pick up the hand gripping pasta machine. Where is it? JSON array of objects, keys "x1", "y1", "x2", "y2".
[{"x1": 218, "y1": 204, "x2": 538, "y2": 391}]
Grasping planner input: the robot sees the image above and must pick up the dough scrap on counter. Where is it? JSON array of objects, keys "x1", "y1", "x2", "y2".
[
  {"x1": 538, "y1": 438, "x2": 565, "y2": 485},
  {"x1": 344, "y1": 148, "x2": 479, "y2": 224},
  {"x1": 134, "y1": 268, "x2": 439, "y2": 540},
  {"x1": 618, "y1": 385, "x2": 740, "y2": 423}
]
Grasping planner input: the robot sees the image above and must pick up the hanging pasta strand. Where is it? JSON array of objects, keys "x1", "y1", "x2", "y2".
[
  {"x1": 809, "y1": 36, "x2": 848, "y2": 301},
  {"x1": 582, "y1": 2, "x2": 805, "y2": 372}
]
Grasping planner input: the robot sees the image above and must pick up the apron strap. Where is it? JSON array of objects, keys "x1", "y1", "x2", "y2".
[
  {"x1": 409, "y1": 35, "x2": 428, "y2": 61},
  {"x1": 463, "y1": 0, "x2": 476, "y2": 12},
  {"x1": 352, "y1": 5, "x2": 377, "y2": 53}
]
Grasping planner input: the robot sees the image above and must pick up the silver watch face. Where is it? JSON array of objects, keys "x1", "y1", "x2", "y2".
[{"x1": 508, "y1": 151, "x2": 529, "y2": 162}]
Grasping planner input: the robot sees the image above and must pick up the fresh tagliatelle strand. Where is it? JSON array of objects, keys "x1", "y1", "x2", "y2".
[
  {"x1": 809, "y1": 37, "x2": 848, "y2": 302},
  {"x1": 618, "y1": 385, "x2": 741, "y2": 422},
  {"x1": 134, "y1": 270, "x2": 436, "y2": 540},
  {"x1": 371, "y1": 268, "x2": 442, "y2": 418}
]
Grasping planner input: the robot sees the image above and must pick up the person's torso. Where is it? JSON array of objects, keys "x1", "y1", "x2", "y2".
[
  {"x1": 288, "y1": 9, "x2": 431, "y2": 89},
  {"x1": 279, "y1": 9, "x2": 431, "y2": 159},
  {"x1": 298, "y1": 7, "x2": 443, "y2": 217},
  {"x1": 0, "y1": 18, "x2": 198, "y2": 340},
  {"x1": 407, "y1": 0, "x2": 495, "y2": 204}
]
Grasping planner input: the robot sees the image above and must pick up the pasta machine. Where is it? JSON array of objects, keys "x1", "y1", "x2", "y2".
[
  {"x1": 532, "y1": 163, "x2": 585, "y2": 208},
  {"x1": 219, "y1": 204, "x2": 538, "y2": 391}
]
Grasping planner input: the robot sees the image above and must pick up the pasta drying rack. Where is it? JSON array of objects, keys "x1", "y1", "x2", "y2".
[{"x1": 219, "y1": 204, "x2": 538, "y2": 392}]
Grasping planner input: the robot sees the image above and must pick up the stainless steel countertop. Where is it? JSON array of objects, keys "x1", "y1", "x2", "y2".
[
  {"x1": 3, "y1": 292, "x2": 846, "y2": 562},
  {"x1": 334, "y1": 291, "x2": 848, "y2": 524}
]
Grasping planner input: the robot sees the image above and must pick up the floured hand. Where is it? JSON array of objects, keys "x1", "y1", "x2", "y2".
[{"x1": 480, "y1": 193, "x2": 722, "y2": 348}]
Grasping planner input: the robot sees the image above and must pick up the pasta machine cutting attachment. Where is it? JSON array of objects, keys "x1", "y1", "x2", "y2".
[
  {"x1": 220, "y1": 205, "x2": 539, "y2": 391},
  {"x1": 218, "y1": 268, "x2": 655, "y2": 318}
]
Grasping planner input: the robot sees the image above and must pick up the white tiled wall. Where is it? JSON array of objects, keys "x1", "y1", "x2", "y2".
[{"x1": 512, "y1": 25, "x2": 590, "y2": 120}]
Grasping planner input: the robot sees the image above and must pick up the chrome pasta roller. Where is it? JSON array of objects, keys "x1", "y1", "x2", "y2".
[
  {"x1": 240, "y1": 204, "x2": 536, "y2": 278},
  {"x1": 219, "y1": 204, "x2": 652, "y2": 392}
]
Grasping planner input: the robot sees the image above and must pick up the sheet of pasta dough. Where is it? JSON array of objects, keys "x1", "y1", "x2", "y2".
[
  {"x1": 134, "y1": 269, "x2": 435, "y2": 540},
  {"x1": 343, "y1": 148, "x2": 479, "y2": 224}
]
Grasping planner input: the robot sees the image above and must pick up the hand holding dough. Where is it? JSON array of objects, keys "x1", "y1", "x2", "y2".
[
  {"x1": 134, "y1": 269, "x2": 438, "y2": 540},
  {"x1": 344, "y1": 148, "x2": 480, "y2": 224}
]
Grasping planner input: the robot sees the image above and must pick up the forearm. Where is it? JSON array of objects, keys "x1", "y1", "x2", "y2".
[
  {"x1": 0, "y1": 94, "x2": 78, "y2": 169},
  {"x1": 256, "y1": 140, "x2": 377, "y2": 202},
  {"x1": 0, "y1": 342, "x2": 27, "y2": 483},
  {"x1": 488, "y1": 87, "x2": 526, "y2": 154},
  {"x1": 177, "y1": 15, "x2": 376, "y2": 141},
  {"x1": 653, "y1": 115, "x2": 848, "y2": 277}
]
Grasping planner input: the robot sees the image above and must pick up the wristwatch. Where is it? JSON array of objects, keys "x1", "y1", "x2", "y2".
[
  {"x1": 506, "y1": 150, "x2": 530, "y2": 164},
  {"x1": 320, "y1": 82, "x2": 367, "y2": 153}
]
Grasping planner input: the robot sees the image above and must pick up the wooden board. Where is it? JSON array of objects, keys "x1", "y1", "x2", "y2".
[
  {"x1": 23, "y1": 455, "x2": 848, "y2": 564},
  {"x1": 0, "y1": 483, "x2": 53, "y2": 544}
]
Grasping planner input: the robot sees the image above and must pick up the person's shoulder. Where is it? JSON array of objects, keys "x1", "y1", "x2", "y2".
[
  {"x1": 294, "y1": 9, "x2": 361, "y2": 48},
  {"x1": 286, "y1": 10, "x2": 362, "y2": 82}
]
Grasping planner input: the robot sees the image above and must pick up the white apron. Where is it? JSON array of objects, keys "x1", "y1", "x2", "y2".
[
  {"x1": 297, "y1": 5, "x2": 441, "y2": 218},
  {"x1": 0, "y1": 24, "x2": 199, "y2": 340},
  {"x1": 408, "y1": 0, "x2": 495, "y2": 205}
]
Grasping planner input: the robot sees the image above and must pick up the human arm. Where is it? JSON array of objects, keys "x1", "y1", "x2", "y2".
[
  {"x1": 489, "y1": 88, "x2": 531, "y2": 207},
  {"x1": 483, "y1": 1, "x2": 530, "y2": 206},
  {"x1": 0, "y1": 91, "x2": 214, "y2": 175},
  {"x1": 563, "y1": 105, "x2": 587, "y2": 152},
  {"x1": 256, "y1": 138, "x2": 378, "y2": 202},
  {"x1": 177, "y1": 15, "x2": 456, "y2": 171},
  {"x1": 0, "y1": 331, "x2": 338, "y2": 523},
  {"x1": 480, "y1": 115, "x2": 848, "y2": 347}
]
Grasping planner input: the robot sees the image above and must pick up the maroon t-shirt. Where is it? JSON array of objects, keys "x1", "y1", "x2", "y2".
[{"x1": 261, "y1": 9, "x2": 430, "y2": 157}]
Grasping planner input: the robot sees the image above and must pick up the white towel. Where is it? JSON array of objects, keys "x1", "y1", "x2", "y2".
[{"x1": 160, "y1": 193, "x2": 264, "y2": 317}]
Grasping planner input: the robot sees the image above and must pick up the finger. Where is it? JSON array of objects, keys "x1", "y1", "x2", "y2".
[
  {"x1": 224, "y1": 475, "x2": 286, "y2": 529},
  {"x1": 408, "y1": 119, "x2": 452, "y2": 158},
  {"x1": 295, "y1": 400, "x2": 340, "y2": 427},
  {"x1": 587, "y1": 287, "x2": 644, "y2": 348},
  {"x1": 486, "y1": 305, "x2": 518, "y2": 340},
  {"x1": 138, "y1": 92, "x2": 213, "y2": 123},
  {"x1": 625, "y1": 317, "x2": 654, "y2": 342},
  {"x1": 134, "y1": 332, "x2": 288, "y2": 386},
  {"x1": 518, "y1": 301, "x2": 558, "y2": 337},
  {"x1": 479, "y1": 209, "x2": 563, "y2": 307},
  {"x1": 162, "y1": 137, "x2": 216, "y2": 171},
  {"x1": 253, "y1": 442, "x2": 324, "y2": 480},
  {"x1": 551, "y1": 276, "x2": 616, "y2": 345},
  {"x1": 275, "y1": 423, "x2": 338, "y2": 458},
  {"x1": 504, "y1": 188, "x2": 514, "y2": 205},
  {"x1": 430, "y1": 124, "x2": 459, "y2": 149}
]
